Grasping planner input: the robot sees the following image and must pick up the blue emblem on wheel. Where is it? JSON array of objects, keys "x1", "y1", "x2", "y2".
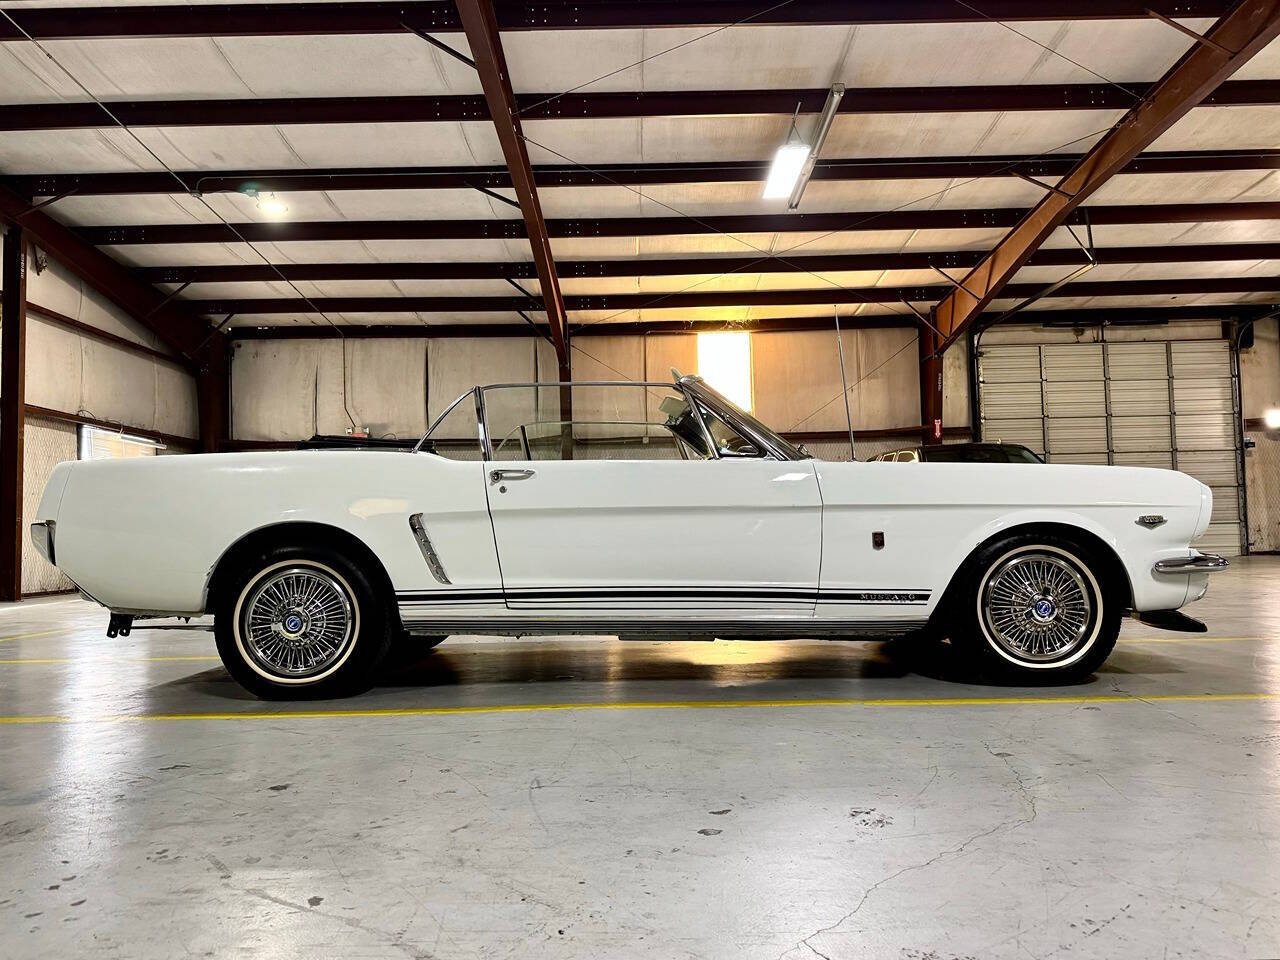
[
  {"x1": 1034, "y1": 598, "x2": 1055, "y2": 619},
  {"x1": 284, "y1": 614, "x2": 303, "y2": 633}
]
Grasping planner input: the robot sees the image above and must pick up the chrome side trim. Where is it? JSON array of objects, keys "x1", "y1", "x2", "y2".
[
  {"x1": 393, "y1": 613, "x2": 925, "y2": 639},
  {"x1": 1152, "y1": 552, "x2": 1229, "y2": 574},
  {"x1": 408, "y1": 513, "x2": 452, "y2": 584}
]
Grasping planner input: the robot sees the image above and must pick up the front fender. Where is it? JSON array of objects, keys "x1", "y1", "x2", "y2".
[{"x1": 933, "y1": 507, "x2": 1190, "y2": 614}]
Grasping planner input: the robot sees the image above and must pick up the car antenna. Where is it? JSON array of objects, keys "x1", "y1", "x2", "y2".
[{"x1": 832, "y1": 305, "x2": 857, "y2": 461}]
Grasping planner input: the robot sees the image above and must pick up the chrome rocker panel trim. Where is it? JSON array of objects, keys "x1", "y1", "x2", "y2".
[
  {"x1": 399, "y1": 616, "x2": 926, "y2": 639},
  {"x1": 1152, "y1": 552, "x2": 1230, "y2": 575}
]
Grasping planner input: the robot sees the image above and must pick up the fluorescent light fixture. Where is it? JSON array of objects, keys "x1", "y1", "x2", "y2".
[
  {"x1": 698, "y1": 331, "x2": 753, "y2": 410},
  {"x1": 1264, "y1": 407, "x2": 1280, "y2": 430},
  {"x1": 762, "y1": 141, "x2": 811, "y2": 200},
  {"x1": 788, "y1": 83, "x2": 844, "y2": 210},
  {"x1": 255, "y1": 192, "x2": 289, "y2": 217}
]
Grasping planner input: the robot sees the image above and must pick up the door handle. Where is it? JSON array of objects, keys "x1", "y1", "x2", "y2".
[{"x1": 490, "y1": 468, "x2": 536, "y2": 484}]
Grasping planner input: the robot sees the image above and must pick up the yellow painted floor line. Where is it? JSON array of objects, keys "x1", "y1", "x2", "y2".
[
  {"x1": 0, "y1": 628, "x2": 73, "y2": 643},
  {"x1": 1120, "y1": 636, "x2": 1268, "y2": 644},
  {"x1": 0, "y1": 691, "x2": 1276, "y2": 725}
]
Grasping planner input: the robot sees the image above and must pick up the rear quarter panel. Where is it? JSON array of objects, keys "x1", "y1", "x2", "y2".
[{"x1": 49, "y1": 451, "x2": 498, "y2": 614}]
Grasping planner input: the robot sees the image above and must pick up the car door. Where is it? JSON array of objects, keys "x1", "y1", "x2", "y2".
[{"x1": 481, "y1": 383, "x2": 822, "y2": 619}]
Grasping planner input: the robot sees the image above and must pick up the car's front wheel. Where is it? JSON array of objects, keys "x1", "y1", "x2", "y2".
[
  {"x1": 953, "y1": 534, "x2": 1121, "y2": 683},
  {"x1": 214, "y1": 545, "x2": 393, "y2": 700}
]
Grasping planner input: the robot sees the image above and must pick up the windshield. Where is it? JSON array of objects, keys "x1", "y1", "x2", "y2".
[{"x1": 684, "y1": 380, "x2": 810, "y2": 460}]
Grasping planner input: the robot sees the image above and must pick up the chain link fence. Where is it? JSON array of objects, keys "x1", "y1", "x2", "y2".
[
  {"x1": 1245, "y1": 430, "x2": 1280, "y2": 552},
  {"x1": 22, "y1": 416, "x2": 76, "y2": 595}
]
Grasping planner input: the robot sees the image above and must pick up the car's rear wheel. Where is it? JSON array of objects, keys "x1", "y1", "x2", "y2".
[
  {"x1": 214, "y1": 545, "x2": 393, "y2": 700},
  {"x1": 953, "y1": 534, "x2": 1121, "y2": 682}
]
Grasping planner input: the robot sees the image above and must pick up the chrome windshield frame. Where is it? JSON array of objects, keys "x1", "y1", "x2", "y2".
[
  {"x1": 413, "y1": 387, "x2": 486, "y2": 457},
  {"x1": 678, "y1": 376, "x2": 801, "y2": 461}
]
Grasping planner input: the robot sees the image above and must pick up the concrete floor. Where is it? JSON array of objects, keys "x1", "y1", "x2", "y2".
[{"x1": 1, "y1": 560, "x2": 1278, "y2": 960}]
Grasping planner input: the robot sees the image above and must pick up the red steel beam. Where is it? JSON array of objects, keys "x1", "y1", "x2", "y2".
[
  {"x1": 182, "y1": 275, "x2": 1280, "y2": 314},
  {"x1": 0, "y1": 186, "x2": 212, "y2": 365},
  {"x1": 4, "y1": 81, "x2": 1278, "y2": 130},
  {"x1": 0, "y1": 184, "x2": 230, "y2": 450},
  {"x1": 441, "y1": 0, "x2": 565, "y2": 367},
  {"x1": 136, "y1": 241, "x2": 1280, "y2": 284},
  {"x1": 77, "y1": 201, "x2": 1280, "y2": 245},
  {"x1": 14, "y1": 149, "x2": 1280, "y2": 197},
  {"x1": 0, "y1": 1, "x2": 1232, "y2": 39},
  {"x1": 222, "y1": 303, "x2": 1277, "y2": 340},
  {"x1": 932, "y1": 0, "x2": 1280, "y2": 352},
  {"x1": 0, "y1": 226, "x2": 27, "y2": 601}
]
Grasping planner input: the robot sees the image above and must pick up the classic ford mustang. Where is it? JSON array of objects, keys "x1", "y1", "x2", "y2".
[{"x1": 31, "y1": 375, "x2": 1226, "y2": 699}]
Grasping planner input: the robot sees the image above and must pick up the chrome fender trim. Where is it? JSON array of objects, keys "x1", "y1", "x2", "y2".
[{"x1": 408, "y1": 513, "x2": 452, "y2": 585}]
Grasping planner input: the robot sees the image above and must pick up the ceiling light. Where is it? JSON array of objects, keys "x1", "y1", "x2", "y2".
[
  {"x1": 763, "y1": 105, "x2": 811, "y2": 200},
  {"x1": 763, "y1": 142, "x2": 810, "y2": 199},
  {"x1": 1264, "y1": 407, "x2": 1280, "y2": 430},
  {"x1": 788, "y1": 83, "x2": 844, "y2": 211},
  {"x1": 255, "y1": 192, "x2": 289, "y2": 217}
]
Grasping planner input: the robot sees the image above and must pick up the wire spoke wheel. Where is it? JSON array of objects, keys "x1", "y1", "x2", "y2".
[
  {"x1": 980, "y1": 550, "x2": 1094, "y2": 663},
  {"x1": 239, "y1": 565, "x2": 355, "y2": 679}
]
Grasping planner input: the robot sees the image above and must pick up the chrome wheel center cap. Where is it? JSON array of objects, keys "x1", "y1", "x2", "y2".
[
  {"x1": 1031, "y1": 596, "x2": 1058, "y2": 624},
  {"x1": 279, "y1": 609, "x2": 308, "y2": 640}
]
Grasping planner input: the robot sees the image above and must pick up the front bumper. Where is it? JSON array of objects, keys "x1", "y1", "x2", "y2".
[{"x1": 1152, "y1": 551, "x2": 1229, "y2": 575}]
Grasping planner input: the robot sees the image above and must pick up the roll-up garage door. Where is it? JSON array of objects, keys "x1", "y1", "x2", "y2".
[{"x1": 978, "y1": 338, "x2": 1243, "y2": 555}]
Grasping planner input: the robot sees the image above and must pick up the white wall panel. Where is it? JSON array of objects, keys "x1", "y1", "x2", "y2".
[
  {"x1": 234, "y1": 338, "x2": 438, "y2": 441},
  {"x1": 233, "y1": 328, "x2": 927, "y2": 443},
  {"x1": 24, "y1": 316, "x2": 198, "y2": 441},
  {"x1": 751, "y1": 328, "x2": 919, "y2": 433},
  {"x1": 10, "y1": 254, "x2": 199, "y2": 440}
]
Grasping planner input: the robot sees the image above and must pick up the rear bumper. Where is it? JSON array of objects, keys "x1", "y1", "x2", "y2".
[
  {"x1": 1152, "y1": 552, "x2": 1229, "y2": 575},
  {"x1": 30, "y1": 520, "x2": 55, "y2": 565}
]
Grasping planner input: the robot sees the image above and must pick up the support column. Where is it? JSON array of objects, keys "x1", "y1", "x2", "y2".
[
  {"x1": 919, "y1": 320, "x2": 944, "y2": 446},
  {"x1": 0, "y1": 225, "x2": 27, "y2": 600},
  {"x1": 197, "y1": 335, "x2": 230, "y2": 453}
]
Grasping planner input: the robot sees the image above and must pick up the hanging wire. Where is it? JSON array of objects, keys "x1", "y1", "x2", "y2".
[
  {"x1": 0, "y1": 9, "x2": 361, "y2": 431},
  {"x1": 515, "y1": 0, "x2": 802, "y2": 117},
  {"x1": 787, "y1": 331, "x2": 921, "y2": 432},
  {"x1": 522, "y1": 123, "x2": 1119, "y2": 333},
  {"x1": 949, "y1": 0, "x2": 1145, "y2": 101}
]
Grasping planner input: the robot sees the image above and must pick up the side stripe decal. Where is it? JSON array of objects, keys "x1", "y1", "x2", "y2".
[{"x1": 397, "y1": 587, "x2": 931, "y2": 604}]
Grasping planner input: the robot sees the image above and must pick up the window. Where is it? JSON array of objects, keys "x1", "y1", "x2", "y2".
[
  {"x1": 695, "y1": 402, "x2": 763, "y2": 458},
  {"x1": 697, "y1": 332, "x2": 753, "y2": 411},
  {"x1": 78, "y1": 425, "x2": 161, "y2": 461},
  {"x1": 482, "y1": 384, "x2": 710, "y2": 462}
]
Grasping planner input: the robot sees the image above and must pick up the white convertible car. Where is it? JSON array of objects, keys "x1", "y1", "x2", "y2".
[{"x1": 31, "y1": 375, "x2": 1226, "y2": 699}]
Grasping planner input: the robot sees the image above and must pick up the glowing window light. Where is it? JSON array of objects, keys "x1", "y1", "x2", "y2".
[
  {"x1": 1264, "y1": 407, "x2": 1280, "y2": 430},
  {"x1": 697, "y1": 331, "x2": 753, "y2": 410}
]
